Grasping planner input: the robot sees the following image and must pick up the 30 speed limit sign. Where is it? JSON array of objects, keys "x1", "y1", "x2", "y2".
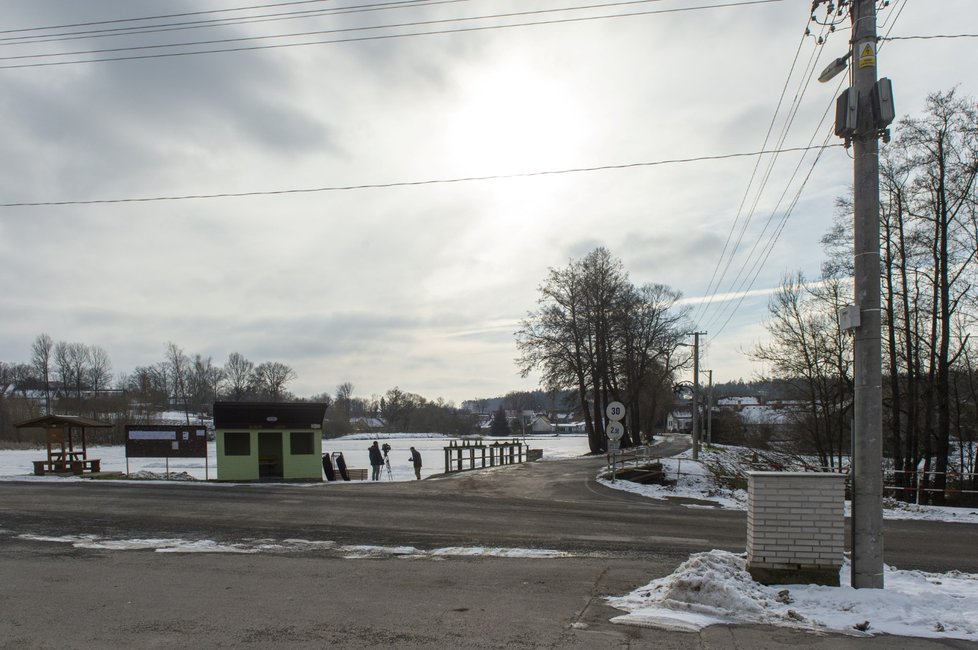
[{"x1": 606, "y1": 401, "x2": 625, "y2": 421}]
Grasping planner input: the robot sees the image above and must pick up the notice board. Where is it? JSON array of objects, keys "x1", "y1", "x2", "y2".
[{"x1": 125, "y1": 424, "x2": 208, "y2": 458}]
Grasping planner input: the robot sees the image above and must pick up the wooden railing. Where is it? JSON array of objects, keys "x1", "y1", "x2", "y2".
[{"x1": 444, "y1": 439, "x2": 527, "y2": 473}]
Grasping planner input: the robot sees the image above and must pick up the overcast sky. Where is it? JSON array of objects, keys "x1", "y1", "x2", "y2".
[{"x1": 1, "y1": 0, "x2": 977, "y2": 405}]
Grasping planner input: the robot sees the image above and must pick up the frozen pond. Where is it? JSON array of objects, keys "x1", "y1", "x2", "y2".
[{"x1": 0, "y1": 433, "x2": 591, "y2": 483}]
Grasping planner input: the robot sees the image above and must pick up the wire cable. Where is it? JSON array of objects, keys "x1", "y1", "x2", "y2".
[
  {"x1": 0, "y1": 0, "x2": 475, "y2": 46},
  {"x1": 693, "y1": 19, "x2": 831, "y2": 326},
  {"x1": 0, "y1": 145, "x2": 837, "y2": 209},
  {"x1": 0, "y1": 0, "x2": 683, "y2": 61},
  {"x1": 0, "y1": 0, "x2": 784, "y2": 69},
  {"x1": 0, "y1": 0, "x2": 334, "y2": 35}
]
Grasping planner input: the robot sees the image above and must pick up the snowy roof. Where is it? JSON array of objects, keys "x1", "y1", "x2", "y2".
[{"x1": 717, "y1": 397, "x2": 760, "y2": 406}]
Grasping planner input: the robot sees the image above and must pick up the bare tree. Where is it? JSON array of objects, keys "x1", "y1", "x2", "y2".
[
  {"x1": 30, "y1": 333, "x2": 53, "y2": 414},
  {"x1": 223, "y1": 352, "x2": 254, "y2": 401},
  {"x1": 252, "y1": 361, "x2": 296, "y2": 401},
  {"x1": 750, "y1": 273, "x2": 853, "y2": 470},
  {"x1": 517, "y1": 247, "x2": 688, "y2": 453},
  {"x1": 87, "y1": 345, "x2": 113, "y2": 393},
  {"x1": 165, "y1": 342, "x2": 191, "y2": 422}
]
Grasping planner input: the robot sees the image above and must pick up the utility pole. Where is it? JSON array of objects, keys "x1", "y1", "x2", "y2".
[
  {"x1": 849, "y1": 0, "x2": 884, "y2": 590},
  {"x1": 706, "y1": 370, "x2": 713, "y2": 444},
  {"x1": 690, "y1": 332, "x2": 706, "y2": 460},
  {"x1": 816, "y1": 0, "x2": 888, "y2": 589}
]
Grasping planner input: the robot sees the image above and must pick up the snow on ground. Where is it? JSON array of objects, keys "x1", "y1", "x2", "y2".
[
  {"x1": 599, "y1": 440, "x2": 978, "y2": 524},
  {"x1": 607, "y1": 550, "x2": 978, "y2": 641},
  {"x1": 599, "y1": 439, "x2": 978, "y2": 641},
  {"x1": 13, "y1": 532, "x2": 571, "y2": 560},
  {"x1": 0, "y1": 433, "x2": 590, "y2": 484}
]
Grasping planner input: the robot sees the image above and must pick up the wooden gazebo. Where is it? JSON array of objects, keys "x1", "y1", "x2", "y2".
[{"x1": 16, "y1": 415, "x2": 112, "y2": 475}]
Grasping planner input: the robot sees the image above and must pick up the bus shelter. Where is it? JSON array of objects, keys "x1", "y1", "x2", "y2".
[{"x1": 17, "y1": 414, "x2": 112, "y2": 475}]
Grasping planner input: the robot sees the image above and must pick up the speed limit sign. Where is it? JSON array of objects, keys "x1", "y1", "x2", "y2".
[{"x1": 606, "y1": 401, "x2": 625, "y2": 421}]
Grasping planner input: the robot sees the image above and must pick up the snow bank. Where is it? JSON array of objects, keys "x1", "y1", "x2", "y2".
[{"x1": 608, "y1": 550, "x2": 978, "y2": 641}]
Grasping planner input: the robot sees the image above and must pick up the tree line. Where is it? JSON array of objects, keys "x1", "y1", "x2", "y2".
[
  {"x1": 0, "y1": 336, "x2": 299, "y2": 442},
  {"x1": 0, "y1": 335, "x2": 504, "y2": 445},
  {"x1": 316, "y1": 383, "x2": 476, "y2": 438},
  {"x1": 751, "y1": 89, "x2": 978, "y2": 503}
]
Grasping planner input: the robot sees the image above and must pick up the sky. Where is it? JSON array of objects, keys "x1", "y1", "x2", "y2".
[{"x1": 2, "y1": 0, "x2": 977, "y2": 405}]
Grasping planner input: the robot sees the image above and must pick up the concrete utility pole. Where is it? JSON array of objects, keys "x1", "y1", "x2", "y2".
[
  {"x1": 690, "y1": 332, "x2": 706, "y2": 460},
  {"x1": 706, "y1": 369, "x2": 713, "y2": 444},
  {"x1": 849, "y1": 0, "x2": 884, "y2": 590}
]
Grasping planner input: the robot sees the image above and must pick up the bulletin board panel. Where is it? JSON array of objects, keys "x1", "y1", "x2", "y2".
[{"x1": 125, "y1": 424, "x2": 208, "y2": 458}]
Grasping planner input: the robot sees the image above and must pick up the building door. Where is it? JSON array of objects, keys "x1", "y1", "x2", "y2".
[{"x1": 258, "y1": 431, "x2": 283, "y2": 479}]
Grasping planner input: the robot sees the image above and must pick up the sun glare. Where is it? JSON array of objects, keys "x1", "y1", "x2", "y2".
[{"x1": 442, "y1": 59, "x2": 588, "y2": 176}]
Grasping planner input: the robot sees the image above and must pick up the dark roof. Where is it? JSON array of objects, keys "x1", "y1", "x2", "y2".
[
  {"x1": 213, "y1": 402, "x2": 328, "y2": 429},
  {"x1": 15, "y1": 414, "x2": 113, "y2": 429}
]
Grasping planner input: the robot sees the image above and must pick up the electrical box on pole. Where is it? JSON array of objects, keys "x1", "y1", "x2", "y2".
[
  {"x1": 871, "y1": 78, "x2": 895, "y2": 129},
  {"x1": 835, "y1": 88, "x2": 859, "y2": 138}
]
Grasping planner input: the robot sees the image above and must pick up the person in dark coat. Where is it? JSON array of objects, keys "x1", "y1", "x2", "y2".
[
  {"x1": 408, "y1": 446, "x2": 423, "y2": 480},
  {"x1": 322, "y1": 453, "x2": 336, "y2": 481},
  {"x1": 334, "y1": 452, "x2": 350, "y2": 481},
  {"x1": 368, "y1": 441, "x2": 384, "y2": 481}
]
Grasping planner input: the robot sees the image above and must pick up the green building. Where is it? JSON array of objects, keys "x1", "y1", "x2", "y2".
[{"x1": 214, "y1": 401, "x2": 327, "y2": 481}]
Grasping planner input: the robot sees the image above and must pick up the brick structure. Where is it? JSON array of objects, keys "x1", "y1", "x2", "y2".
[{"x1": 747, "y1": 471, "x2": 846, "y2": 586}]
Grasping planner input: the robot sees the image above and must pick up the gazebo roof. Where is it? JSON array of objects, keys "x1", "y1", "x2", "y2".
[{"x1": 15, "y1": 414, "x2": 113, "y2": 429}]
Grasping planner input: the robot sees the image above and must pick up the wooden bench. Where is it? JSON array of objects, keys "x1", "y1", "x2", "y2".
[
  {"x1": 33, "y1": 458, "x2": 101, "y2": 476},
  {"x1": 346, "y1": 468, "x2": 368, "y2": 481}
]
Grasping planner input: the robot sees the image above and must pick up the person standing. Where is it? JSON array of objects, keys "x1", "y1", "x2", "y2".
[
  {"x1": 368, "y1": 441, "x2": 384, "y2": 481},
  {"x1": 408, "y1": 446, "x2": 422, "y2": 480}
]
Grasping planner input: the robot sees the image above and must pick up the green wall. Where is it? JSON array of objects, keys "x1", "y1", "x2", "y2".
[{"x1": 215, "y1": 429, "x2": 322, "y2": 481}]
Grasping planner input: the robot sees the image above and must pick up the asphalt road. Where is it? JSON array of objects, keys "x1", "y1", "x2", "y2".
[{"x1": 1, "y1": 441, "x2": 976, "y2": 649}]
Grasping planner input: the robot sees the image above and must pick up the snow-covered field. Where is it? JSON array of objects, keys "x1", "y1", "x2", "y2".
[{"x1": 0, "y1": 433, "x2": 590, "y2": 483}]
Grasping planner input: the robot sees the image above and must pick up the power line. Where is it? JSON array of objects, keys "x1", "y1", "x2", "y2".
[
  {"x1": 0, "y1": 0, "x2": 784, "y2": 69},
  {"x1": 693, "y1": 19, "x2": 832, "y2": 325},
  {"x1": 881, "y1": 34, "x2": 978, "y2": 41},
  {"x1": 0, "y1": 0, "x2": 333, "y2": 35},
  {"x1": 692, "y1": 31, "x2": 812, "y2": 325},
  {"x1": 0, "y1": 144, "x2": 837, "y2": 209},
  {"x1": 0, "y1": 0, "x2": 679, "y2": 61},
  {"x1": 0, "y1": 0, "x2": 472, "y2": 46}
]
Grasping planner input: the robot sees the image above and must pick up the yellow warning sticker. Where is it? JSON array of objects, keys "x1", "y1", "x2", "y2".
[{"x1": 858, "y1": 43, "x2": 876, "y2": 68}]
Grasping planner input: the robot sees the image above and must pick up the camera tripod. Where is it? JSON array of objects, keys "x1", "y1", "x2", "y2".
[{"x1": 383, "y1": 451, "x2": 393, "y2": 480}]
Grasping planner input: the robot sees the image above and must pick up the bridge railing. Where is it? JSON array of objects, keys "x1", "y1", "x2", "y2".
[{"x1": 444, "y1": 439, "x2": 527, "y2": 474}]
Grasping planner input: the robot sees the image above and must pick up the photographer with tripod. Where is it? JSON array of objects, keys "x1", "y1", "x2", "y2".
[{"x1": 368, "y1": 441, "x2": 384, "y2": 481}]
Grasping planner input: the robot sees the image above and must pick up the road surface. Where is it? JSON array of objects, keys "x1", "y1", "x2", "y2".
[{"x1": 1, "y1": 440, "x2": 974, "y2": 648}]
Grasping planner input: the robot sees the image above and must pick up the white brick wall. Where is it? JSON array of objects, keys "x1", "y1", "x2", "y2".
[{"x1": 747, "y1": 472, "x2": 846, "y2": 576}]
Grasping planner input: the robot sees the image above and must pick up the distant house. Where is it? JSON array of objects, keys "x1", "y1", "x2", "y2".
[
  {"x1": 666, "y1": 409, "x2": 693, "y2": 433},
  {"x1": 350, "y1": 416, "x2": 385, "y2": 431},
  {"x1": 555, "y1": 421, "x2": 586, "y2": 434},
  {"x1": 214, "y1": 401, "x2": 327, "y2": 481},
  {"x1": 528, "y1": 415, "x2": 554, "y2": 434},
  {"x1": 716, "y1": 396, "x2": 761, "y2": 411}
]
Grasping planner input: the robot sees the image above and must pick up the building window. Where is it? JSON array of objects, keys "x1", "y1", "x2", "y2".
[
  {"x1": 290, "y1": 431, "x2": 314, "y2": 455},
  {"x1": 224, "y1": 432, "x2": 250, "y2": 456}
]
